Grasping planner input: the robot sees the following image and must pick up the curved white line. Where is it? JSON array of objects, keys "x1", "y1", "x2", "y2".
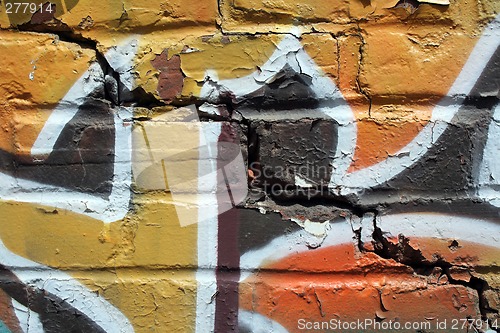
[
  {"x1": 377, "y1": 213, "x2": 500, "y2": 248},
  {"x1": 240, "y1": 213, "x2": 500, "y2": 282},
  {"x1": 338, "y1": 14, "x2": 500, "y2": 193},
  {"x1": 239, "y1": 217, "x2": 354, "y2": 281},
  {"x1": 1, "y1": 42, "x2": 137, "y2": 223},
  {"x1": 200, "y1": 33, "x2": 357, "y2": 183},
  {"x1": 0, "y1": 107, "x2": 132, "y2": 223},
  {"x1": 0, "y1": 239, "x2": 135, "y2": 333},
  {"x1": 31, "y1": 36, "x2": 140, "y2": 156}
]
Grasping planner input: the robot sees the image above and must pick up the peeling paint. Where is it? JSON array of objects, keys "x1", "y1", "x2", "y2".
[{"x1": 0, "y1": 0, "x2": 499, "y2": 332}]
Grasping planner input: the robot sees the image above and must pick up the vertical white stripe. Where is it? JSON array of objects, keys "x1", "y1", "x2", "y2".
[
  {"x1": 104, "y1": 106, "x2": 133, "y2": 222},
  {"x1": 11, "y1": 299, "x2": 44, "y2": 333},
  {"x1": 195, "y1": 122, "x2": 221, "y2": 333},
  {"x1": 478, "y1": 103, "x2": 500, "y2": 206}
]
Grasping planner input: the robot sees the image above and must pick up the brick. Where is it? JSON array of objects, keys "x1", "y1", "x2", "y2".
[
  {"x1": 0, "y1": 30, "x2": 99, "y2": 106},
  {"x1": 0, "y1": 0, "x2": 499, "y2": 331}
]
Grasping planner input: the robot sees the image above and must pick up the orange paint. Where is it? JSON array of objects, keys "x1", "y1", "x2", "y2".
[
  {"x1": 0, "y1": 289, "x2": 21, "y2": 332},
  {"x1": 349, "y1": 118, "x2": 427, "y2": 171},
  {"x1": 240, "y1": 241, "x2": 485, "y2": 332}
]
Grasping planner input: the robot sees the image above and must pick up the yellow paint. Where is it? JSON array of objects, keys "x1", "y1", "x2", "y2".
[
  {"x1": 0, "y1": 31, "x2": 95, "y2": 106},
  {"x1": 179, "y1": 34, "x2": 282, "y2": 97},
  {"x1": 0, "y1": 0, "x2": 499, "y2": 330},
  {"x1": 301, "y1": 33, "x2": 339, "y2": 82},
  {"x1": 0, "y1": 192, "x2": 198, "y2": 331},
  {"x1": 0, "y1": 31, "x2": 94, "y2": 154},
  {"x1": 4, "y1": 107, "x2": 52, "y2": 155},
  {"x1": 58, "y1": 0, "x2": 218, "y2": 31},
  {"x1": 72, "y1": 269, "x2": 197, "y2": 331},
  {"x1": 0, "y1": 195, "x2": 198, "y2": 268},
  {"x1": 220, "y1": 0, "x2": 500, "y2": 33},
  {"x1": 359, "y1": 27, "x2": 477, "y2": 106},
  {"x1": 0, "y1": 0, "x2": 217, "y2": 29},
  {"x1": 0, "y1": 2, "x2": 10, "y2": 27}
]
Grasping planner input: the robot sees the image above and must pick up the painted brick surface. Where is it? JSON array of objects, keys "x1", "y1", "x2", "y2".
[{"x1": 0, "y1": 0, "x2": 499, "y2": 332}]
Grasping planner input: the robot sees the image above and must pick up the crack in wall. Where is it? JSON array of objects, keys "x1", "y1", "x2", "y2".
[
  {"x1": 15, "y1": 19, "x2": 167, "y2": 109},
  {"x1": 353, "y1": 25, "x2": 372, "y2": 117},
  {"x1": 363, "y1": 212, "x2": 500, "y2": 332},
  {"x1": 4, "y1": 8, "x2": 500, "y2": 333}
]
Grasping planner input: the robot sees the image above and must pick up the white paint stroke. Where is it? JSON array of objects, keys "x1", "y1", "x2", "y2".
[
  {"x1": 338, "y1": 14, "x2": 500, "y2": 193},
  {"x1": 195, "y1": 122, "x2": 220, "y2": 333},
  {"x1": 11, "y1": 298, "x2": 44, "y2": 333},
  {"x1": 200, "y1": 32, "x2": 357, "y2": 187},
  {"x1": 0, "y1": 107, "x2": 132, "y2": 223},
  {"x1": 104, "y1": 106, "x2": 133, "y2": 222},
  {"x1": 238, "y1": 310, "x2": 290, "y2": 333},
  {"x1": 0, "y1": 239, "x2": 135, "y2": 333},
  {"x1": 31, "y1": 61, "x2": 104, "y2": 156},
  {"x1": 478, "y1": 103, "x2": 500, "y2": 207},
  {"x1": 32, "y1": 36, "x2": 139, "y2": 156},
  {"x1": 1, "y1": 39, "x2": 137, "y2": 223},
  {"x1": 240, "y1": 213, "x2": 500, "y2": 282},
  {"x1": 377, "y1": 213, "x2": 500, "y2": 249},
  {"x1": 239, "y1": 217, "x2": 354, "y2": 282},
  {"x1": 104, "y1": 36, "x2": 140, "y2": 91}
]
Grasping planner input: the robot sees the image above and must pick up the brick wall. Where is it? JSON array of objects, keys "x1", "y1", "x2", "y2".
[{"x1": 0, "y1": 0, "x2": 499, "y2": 332}]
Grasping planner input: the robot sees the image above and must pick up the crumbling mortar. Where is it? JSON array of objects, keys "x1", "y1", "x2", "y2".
[
  {"x1": 213, "y1": 29, "x2": 357, "y2": 37},
  {"x1": 216, "y1": 0, "x2": 224, "y2": 32},
  {"x1": 334, "y1": 35, "x2": 341, "y2": 81},
  {"x1": 353, "y1": 25, "x2": 372, "y2": 117},
  {"x1": 369, "y1": 216, "x2": 499, "y2": 331},
  {"x1": 14, "y1": 21, "x2": 169, "y2": 108}
]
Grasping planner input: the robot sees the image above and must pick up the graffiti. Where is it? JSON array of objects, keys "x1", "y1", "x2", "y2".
[
  {"x1": 0, "y1": 0, "x2": 499, "y2": 332},
  {"x1": 132, "y1": 105, "x2": 248, "y2": 226},
  {"x1": 235, "y1": 212, "x2": 500, "y2": 332},
  {"x1": 195, "y1": 12, "x2": 500, "y2": 333},
  {"x1": 0, "y1": 237, "x2": 134, "y2": 332}
]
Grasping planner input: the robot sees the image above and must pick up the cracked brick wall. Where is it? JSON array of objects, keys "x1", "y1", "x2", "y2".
[{"x1": 0, "y1": 0, "x2": 499, "y2": 332}]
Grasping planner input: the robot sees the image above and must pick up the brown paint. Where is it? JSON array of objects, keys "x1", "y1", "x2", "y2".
[
  {"x1": 151, "y1": 50, "x2": 185, "y2": 102},
  {"x1": 215, "y1": 123, "x2": 241, "y2": 332},
  {"x1": 0, "y1": 288, "x2": 22, "y2": 333},
  {"x1": 30, "y1": 2, "x2": 56, "y2": 24}
]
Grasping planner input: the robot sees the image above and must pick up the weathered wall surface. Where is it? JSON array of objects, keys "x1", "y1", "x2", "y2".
[{"x1": 0, "y1": 0, "x2": 499, "y2": 332}]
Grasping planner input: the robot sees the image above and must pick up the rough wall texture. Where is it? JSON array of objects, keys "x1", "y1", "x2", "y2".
[{"x1": 0, "y1": 0, "x2": 499, "y2": 332}]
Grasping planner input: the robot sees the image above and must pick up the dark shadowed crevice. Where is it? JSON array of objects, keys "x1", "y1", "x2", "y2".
[
  {"x1": 16, "y1": 19, "x2": 166, "y2": 108},
  {"x1": 370, "y1": 221, "x2": 500, "y2": 332}
]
